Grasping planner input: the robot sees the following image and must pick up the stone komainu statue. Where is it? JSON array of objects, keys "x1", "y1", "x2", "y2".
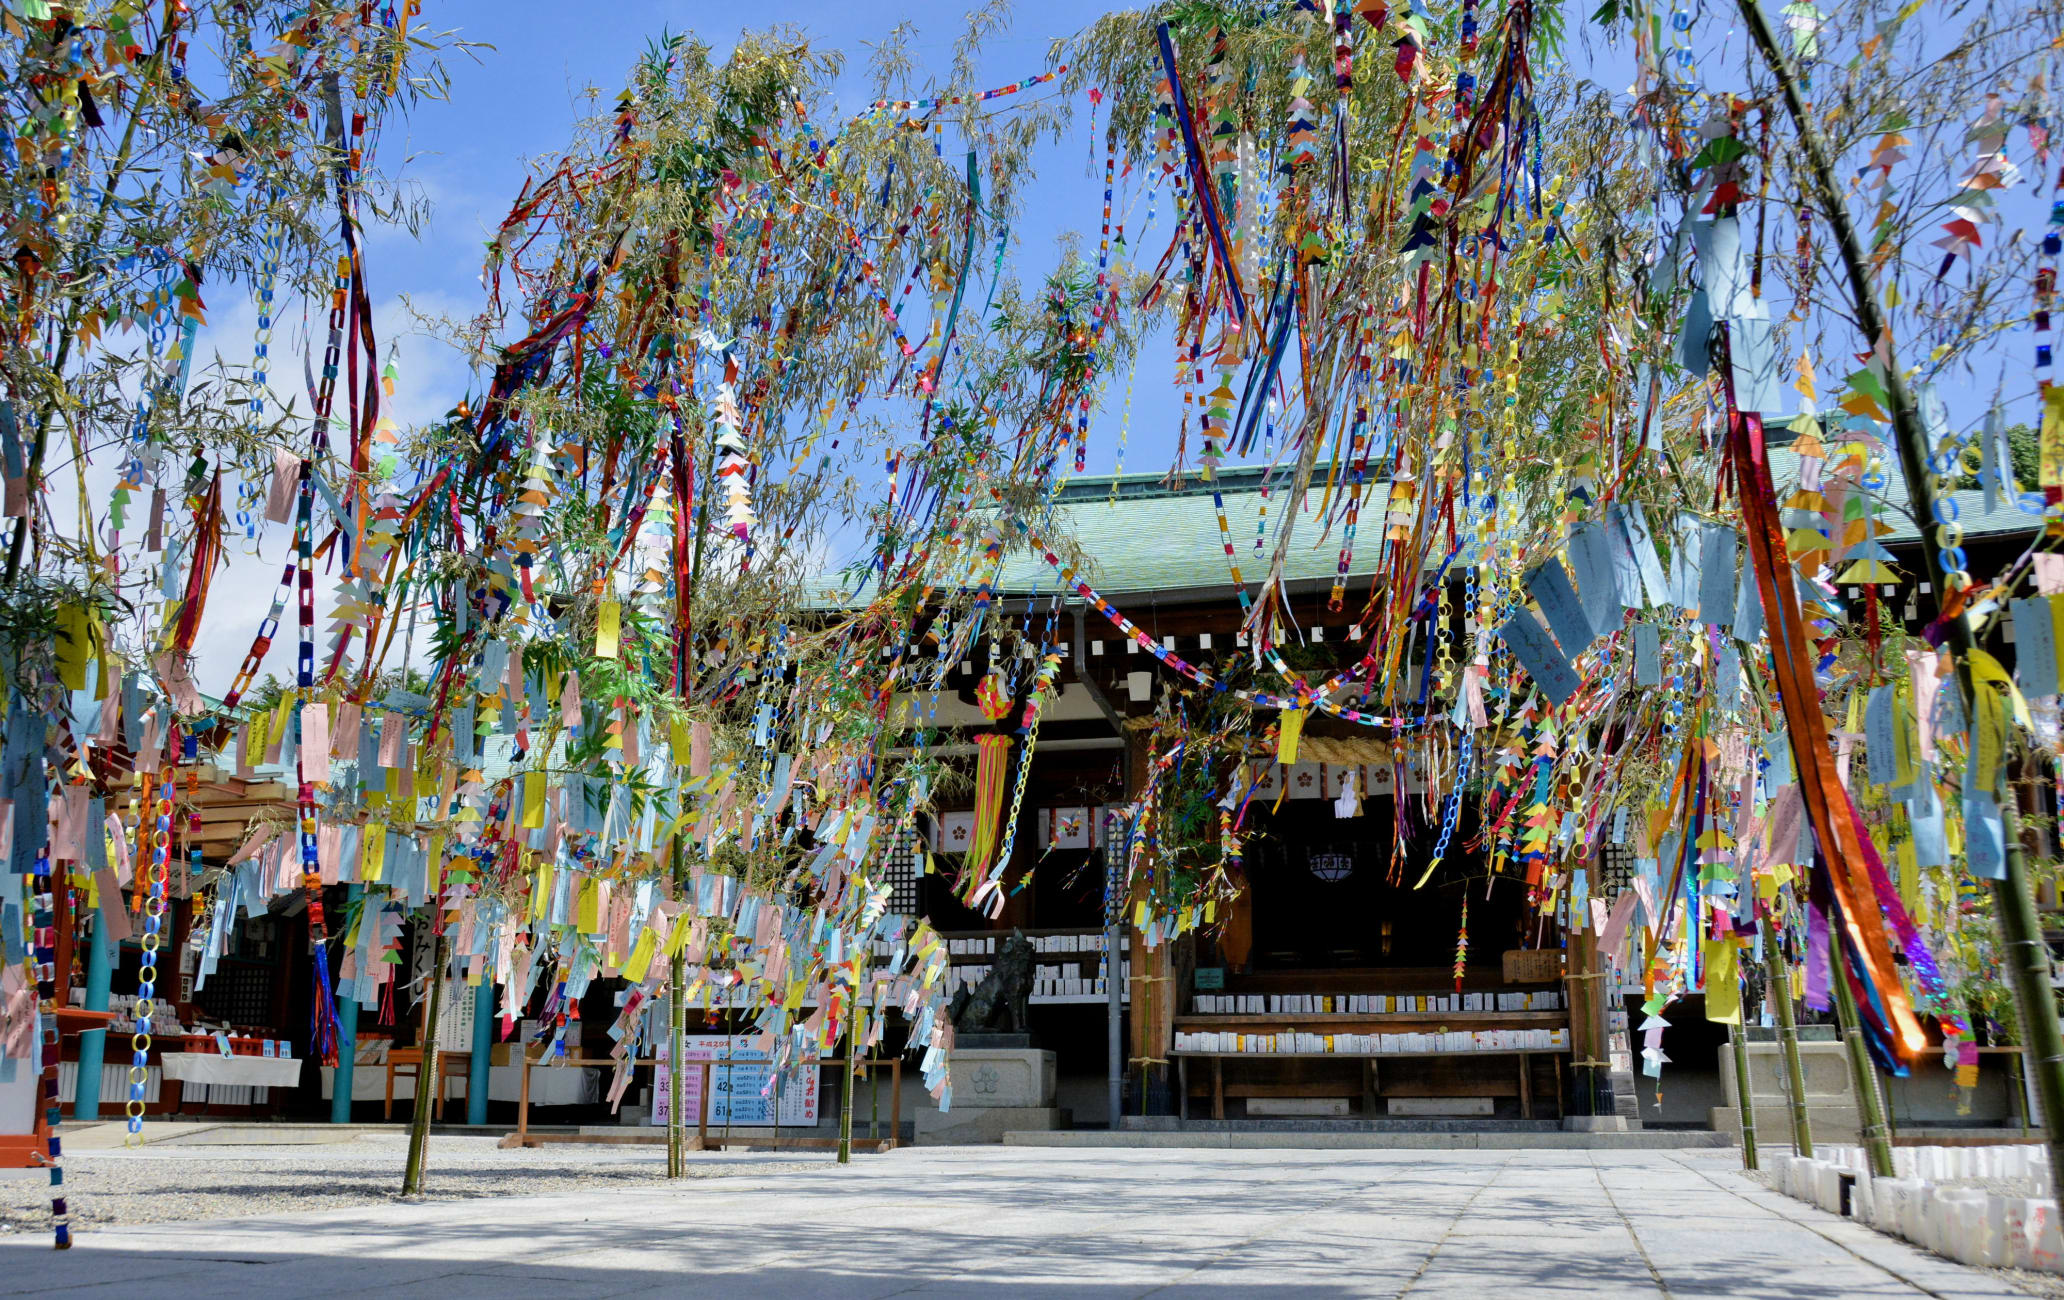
[{"x1": 949, "y1": 929, "x2": 1034, "y2": 1035}]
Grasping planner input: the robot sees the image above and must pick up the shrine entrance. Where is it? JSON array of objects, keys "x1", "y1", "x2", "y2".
[{"x1": 1174, "y1": 756, "x2": 1570, "y2": 1125}]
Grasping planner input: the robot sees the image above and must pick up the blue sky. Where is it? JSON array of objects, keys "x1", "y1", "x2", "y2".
[
  {"x1": 185, "y1": 2, "x2": 1143, "y2": 690},
  {"x1": 180, "y1": 3, "x2": 2050, "y2": 690},
  {"x1": 356, "y1": 0, "x2": 1142, "y2": 461},
  {"x1": 221, "y1": 0, "x2": 2058, "y2": 496}
]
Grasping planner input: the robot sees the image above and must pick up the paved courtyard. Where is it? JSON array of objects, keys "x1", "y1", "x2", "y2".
[{"x1": 0, "y1": 1143, "x2": 2035, "y2": 1297}]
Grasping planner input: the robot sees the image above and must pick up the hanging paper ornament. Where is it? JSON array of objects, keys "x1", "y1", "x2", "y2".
[
  {"x1": 1199, "y1": 375, "x2": 1234, "y2": 479},
  {"x1": 1933, "y1": 96, "x2": 2019, "y2": 280},
  {"x1": 1781, "y1": 0, "x2": 1823, "y2": 56},
  {"x1": 964, "y1": 674, "x2": 1019, "y2": 888},
  {"x1": 701, "y1": 331, "x2": 757, "y2": 546},
  {"x1": 1286, "y1": 58, "x2": 1319, "y2": 170},
  {"x1": 1452, "y1": 894, "x2": 1469, "y2": 990},
  {"x1": 507, "y1": 435, "x2": 555, "y2": 600},
  {"x1": 1689, "y1": 106, "x2": 1751, "y2": 216}
]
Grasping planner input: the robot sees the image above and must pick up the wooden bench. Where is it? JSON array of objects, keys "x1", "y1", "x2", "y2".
[{"x1": 1171, "y1": 1048, "x2": 1567, "y2": 1122}]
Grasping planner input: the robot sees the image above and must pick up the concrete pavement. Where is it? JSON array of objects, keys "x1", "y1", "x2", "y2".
[{"x1": 0, "y1": 1146, "x2": 2030, "y2": 1297}]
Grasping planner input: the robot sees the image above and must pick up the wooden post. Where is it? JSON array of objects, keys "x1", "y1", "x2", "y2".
[
  {"x1": 1129, "y1": 932, "x2": 1174, "y2": 1114},
  {"x1": 1568, "y1": 926, "x2": 1612, "y2": 1118},
  {"x1": 515, "y1": 1043, "x2": 532, "y2": 1146},
  {"x1": 697, "y1": 1060, "x2": 711, "y2": 1149},
  {"x1": 73, "y1": 908, "x2": 114, "y2": 1120},
  {"x1": 332, "y1": 884, "x2": 362, "y2": 1123},
  {"x1": 467, "y1": 982, "x2": 492, "y2": 1126}
]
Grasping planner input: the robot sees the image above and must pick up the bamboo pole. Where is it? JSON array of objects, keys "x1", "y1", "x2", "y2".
[
  {"x1": 1764, "y1": 935, "x2": 1813, "y2": 1157},
  {"x1": 1832, "y1": 949, "x2": 1896, "y2": 1178},
  {"x1": 1730, "y1": 1020, "x2": 1760, "y2": 1170},
  {"x1": 667, "y1": 838, "x2": 687, "y2": 1178},
  {"x1": 667, "y1": 953, "x2": 687, "y2": 1174},
  {"x1": 1735, "y1": 0, "x2": 2064, "y2": 1182},
  {"x1": 665, "y1": 354, "x2": 717, "y2": 1176},
  {"x1": 402, "y1": 927, "x2": 450, "y2": 1195},
  {"x1": 838, "y1": 997, "x2": 860, "y2": 1164}
]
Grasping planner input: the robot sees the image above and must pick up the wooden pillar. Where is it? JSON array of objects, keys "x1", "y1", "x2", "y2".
[
  {"x1": 167, "y1": 897, "x2": 193, "y2": 1024},
  {"x1": 1567, "y1": 925, "x2": 1595, "y2": 1116},
  {"x1": 1567, "y1": 925, "x2": 1613, "y2": 1118},
  {"x1": 52, "y1": 873, "x2": 73, "y2": 1011},
  {"x1": 74, "y1": 909, "x2": 115, "y2": 1119},
  {"x1": 467, "y1": 982, "x2": 493, "y2": 1126},
  {"x1": 1221, "y1": 879, "x2": 1254, "y2": 973},
  {"x1": 1121, "y1": 725, "x2": 1170, "y2": 1113},
  {"x1": 1128, "y1": 927, "x2": 1175, "y2": 1114}
]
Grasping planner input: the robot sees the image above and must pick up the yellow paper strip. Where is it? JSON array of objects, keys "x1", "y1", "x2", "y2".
[
  {"x1": 1277, "y1": 707, "x2": 1306, "y2": 765},
  {"x1": 1703, "y1": 937, "x2": 1741, "y2": 1025},
  {"x1": 522, "y1": 770, "x2": 547, "y2": 828},
  {"x1": 621, "y1": 925, "x2": 659, "y2": 984}
]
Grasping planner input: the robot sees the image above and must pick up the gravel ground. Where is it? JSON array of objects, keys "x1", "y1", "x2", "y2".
[{"x1": 0, "y1": 1132, "x2": 826, "y2": 1237}]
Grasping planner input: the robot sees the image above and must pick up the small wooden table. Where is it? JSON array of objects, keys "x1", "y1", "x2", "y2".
[{"x1": 383, "y1": 1048, "x2": 471, "y2": 1121}]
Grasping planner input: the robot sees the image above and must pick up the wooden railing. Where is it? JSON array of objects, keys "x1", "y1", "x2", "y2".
[{"x1": 503, "y1": 1045, "x2": 902, "y2": 1153}]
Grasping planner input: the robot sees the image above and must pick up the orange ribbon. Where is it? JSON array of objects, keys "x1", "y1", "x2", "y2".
[{"x1": 1730, "y1": 407, "x2": 1923, "y2": 1063}]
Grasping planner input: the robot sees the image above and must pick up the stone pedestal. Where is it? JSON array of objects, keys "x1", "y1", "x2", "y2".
[
  {"x1": 1564, "y1": 1115, "x2": 1630, "y2": 1132},
  {"x1": 915, "y1": 1047, "x2": 1066, "y2": 1144},
  {"x1": 1712, "y1": 1040, "x2": 1861, "y2": 1144}
]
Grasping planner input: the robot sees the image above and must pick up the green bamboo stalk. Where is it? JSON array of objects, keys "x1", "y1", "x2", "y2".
[
  {"x1": 401, "y1": 927, "x2": 450, "y2": 1195},
  {"x1": 1735, "y1": 0, "x2": 2064, "y2": 1184},
  {"x1": 668, "y1": 838, "x2": 687, "y2": 1178},
  {"x1": 1765, "y1": 936, "x2": 1813, "y2": 1157},
  {"x1": 838, "y1": 992, "x2": 860, "y2": 1164},
  {"x1": 667, "y1": 953, "x2": 687, "y2": 1174},
  {"x1": 1731, "y1": 1020, "x2": 1761, "y2": 1170},
  {"x1": 1832, "y1": 948, "x2": 1896, "y2": 1178},
  {"x1": 666, "y1": 369, "x2": 718, "y2": 1176}
]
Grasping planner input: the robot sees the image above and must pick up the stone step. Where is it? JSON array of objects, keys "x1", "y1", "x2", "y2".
[
  {"x1": 1119, "y1": 1116, "x2": 1560, "y2": 1134},
  {"x1": 1710, "y1": 1103, "x2": 1862, "y2": 1144},
  {"x1": 1003, "y1": 1129, "x2": 1735, "y2": 1150},
  {"x1": 917, "y1": 1105, "x2": 1068, "y2": 1145}
]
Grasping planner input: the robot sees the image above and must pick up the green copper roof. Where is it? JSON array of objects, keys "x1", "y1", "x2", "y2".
[{"x1": 810, "y1": 446, "x2": 2041, "y2": 608}]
